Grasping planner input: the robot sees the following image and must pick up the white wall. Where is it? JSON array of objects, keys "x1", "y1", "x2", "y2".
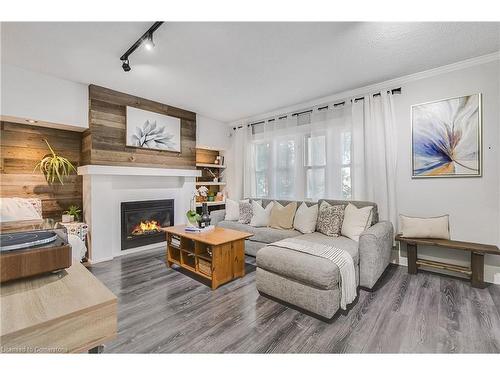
[
  {"x1": 196, "y1": 114, "x2": 231, "y2": 150},
  {"x1": 226, "y1": 55, "x2": 500, "y2": 283},
  {"x1": 394, "y1": 60, "x2": 500, "y2": 283},
  {"x1": 83, "y1": 174, "x2": 196, "y2": 263},
  {"x1": 0, "y1": 64, "x2": 88, "y2": 129}
]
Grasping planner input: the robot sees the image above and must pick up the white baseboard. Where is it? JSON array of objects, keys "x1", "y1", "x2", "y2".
[
  {"x1": 390, "y1": 249, "x2": 500, "y2": 285},
  {"x1": 89, "y1": 242, "x2": 166, "y2": 264},
  {"x1": 88, "y1": 256, "x2": 114, "y2": 264},
  {"x1": 117, "y1": 241, "x2": 166, "y2": 258}
]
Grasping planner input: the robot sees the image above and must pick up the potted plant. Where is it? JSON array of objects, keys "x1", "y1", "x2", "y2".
[
  {"x1": 63, "y1": 205, "x2": 81, "y2": 223},
  {"x1": 34, "y1": 139, "x2": 77, "y2": 184},
  {"x1": 186, "y1": 210, "x2": 201, "y2": 227}
]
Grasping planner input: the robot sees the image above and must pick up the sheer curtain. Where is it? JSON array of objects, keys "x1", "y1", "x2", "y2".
[
  {"x1": 244, "y1": 105, "x2": 352, "y2": 201},
  {"x1": 235, "y1": 90, "x2": 398, "y2": 226},
  {"x1": 352, "y1": 91, "x2": 398, "y2": 227}
]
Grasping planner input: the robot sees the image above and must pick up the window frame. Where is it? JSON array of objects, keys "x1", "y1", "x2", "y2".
[{"x1": 303, "y1": 133, "x2": 327, "y2": 200}]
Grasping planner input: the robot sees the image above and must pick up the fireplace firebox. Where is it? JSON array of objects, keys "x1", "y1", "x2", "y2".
[{"x1": 121, "y1": 199, "x2": 174, "y2": 250}]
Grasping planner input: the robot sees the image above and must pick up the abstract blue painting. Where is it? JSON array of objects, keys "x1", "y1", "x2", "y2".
[{"x1": 411, "y1": 94, "x2": 481, "y2": 178}]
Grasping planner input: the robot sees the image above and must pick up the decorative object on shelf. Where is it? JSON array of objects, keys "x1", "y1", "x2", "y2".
[
  {"x1": 411, "y1": 93, "x2": 481, "y2": 178},
  {"x1": 207, "y1": 192, "x2": 215, "y2": 202},
  {"x1": 34, "y1": 139, "x2": 76, "y2": 185},
  {"x1": 126, "y1": 106, "x2": 181, "y2": 152},
  {"x1": 204, "y1": 168, "x2": 219, "y2": 182},
  {"x1": 197, "y1": 203, "x2": 212, "y2": 228},
  {"x1": 195, "y1": 185, "x2": 209, "y2": 202},
  {"x1": 214, "y1": 155, "x2": 222, "y2": 165},
  {"x1": 63, "y1": 205, "x2": 81, "y2": 222},
  {"x1": 215, "y1": 192, "x2": 224, "y2": 202}
]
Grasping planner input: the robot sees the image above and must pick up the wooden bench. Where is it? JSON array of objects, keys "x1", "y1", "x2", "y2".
[{"x1": 395, "y1": 235, "x2": 500, "y2": 288}]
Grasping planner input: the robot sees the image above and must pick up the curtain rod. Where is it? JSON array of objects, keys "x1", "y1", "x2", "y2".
[{"x1": 234, "y1": 87, "x2": 402, "y2": 129}]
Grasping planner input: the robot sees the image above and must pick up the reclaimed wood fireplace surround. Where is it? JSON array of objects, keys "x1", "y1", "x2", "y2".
[{"x1": 0, "y1": 85, "x2": 197, "y2": 221}]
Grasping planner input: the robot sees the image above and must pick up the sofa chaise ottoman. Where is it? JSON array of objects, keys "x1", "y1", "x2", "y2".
[
  {"x1": 256, "y1": 232, "x2": 360, "y2": 319},
  {"x1": 211, "y1": 199, "x2": 394, "y2": 319}
]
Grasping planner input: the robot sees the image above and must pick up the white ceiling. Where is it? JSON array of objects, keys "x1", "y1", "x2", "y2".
[{"x1": 1, "y1": 22, "x2": 499, "y2": 122}]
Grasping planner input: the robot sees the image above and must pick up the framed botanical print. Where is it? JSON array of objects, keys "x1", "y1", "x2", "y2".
[
  {"x1": 411, "y1": 93, "x2": 482, "y2": 178},
  {"x1": 126, "y1": 106, "x2": 181, "y2": 152}
]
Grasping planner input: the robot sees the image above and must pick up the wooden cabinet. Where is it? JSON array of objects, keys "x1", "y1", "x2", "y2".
[{"x1": 164, "y1": 226, "x2": 252, "y2": 289}]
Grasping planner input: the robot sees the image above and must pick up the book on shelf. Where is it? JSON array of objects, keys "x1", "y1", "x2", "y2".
[
  {"x1": 184, "y1": 225, "x2": 215, "y2": 233},
  {"x1": 171, "y1": 238, "x2": 181, "y2": 247}
]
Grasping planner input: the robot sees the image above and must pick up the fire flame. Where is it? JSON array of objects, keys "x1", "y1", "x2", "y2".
[{"x1": 131, "y1": 220, "x2": 161, "y2": 235}]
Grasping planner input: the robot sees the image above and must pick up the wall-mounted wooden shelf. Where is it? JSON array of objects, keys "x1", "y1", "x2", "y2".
[
  {"x1": 195, "y1": 148, "x2": 226, "y2": 213},
  {"x1": 195, "y1": 200, "x2": 226, "y2": 208},
  {"x1": 196, "y1": 163, "x2": 226, "y2": 169},
  {"x1": 196, "y1": 182, "x2": 226, "y2": 186}
]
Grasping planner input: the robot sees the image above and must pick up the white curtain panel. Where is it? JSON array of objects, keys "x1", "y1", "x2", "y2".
[
  {"x1": 243, "y1": 106, "x2": 352, "y2": 201},
  {"x1": 226, "y1": 126, "x2": 248, "y2": 200},
  {"x1": 352, "y1": 92, "x2": 398, "y2": 227},
  {"x1": 234, "y1": 90, "x2": 398, "y2": 228}
]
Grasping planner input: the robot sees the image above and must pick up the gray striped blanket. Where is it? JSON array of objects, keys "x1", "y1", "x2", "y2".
[{"x1": 271, "y1": 237, "x2": 357, "y2": 310}]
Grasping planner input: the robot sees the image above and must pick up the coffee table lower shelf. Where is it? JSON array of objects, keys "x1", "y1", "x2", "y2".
[{"x1": 165, "y1": 232, "x2": 247, "y2": 290}]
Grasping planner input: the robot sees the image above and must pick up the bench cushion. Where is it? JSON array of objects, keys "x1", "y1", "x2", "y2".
[{"x1": 256, "y1": 232, "x2": 359, "y2": 290}]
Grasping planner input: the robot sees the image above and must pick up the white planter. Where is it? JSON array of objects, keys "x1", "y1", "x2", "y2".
[{"x1": 61, "y1": 214, "x2": 73, "y2": 223}]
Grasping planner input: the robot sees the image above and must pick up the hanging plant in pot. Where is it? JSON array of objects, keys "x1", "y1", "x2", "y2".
[{"x1": 34, "y1": 139, "x2": 77, "y2": 184}]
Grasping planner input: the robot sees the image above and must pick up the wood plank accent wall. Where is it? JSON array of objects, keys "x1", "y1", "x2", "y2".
[
  {"x1": 0, "y1": 122, "x2": 83, "y2": 220},
  {"x1": 86, "y1": 85, "x2": 197, "y2": 169}
]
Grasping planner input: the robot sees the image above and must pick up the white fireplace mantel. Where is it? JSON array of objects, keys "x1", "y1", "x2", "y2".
[
  {"x1": 80, "y1": 165, "x2": 200, "y2": 264},
  {"x1": 78, "y1": 165, "x2": 201, "y2": 177}
]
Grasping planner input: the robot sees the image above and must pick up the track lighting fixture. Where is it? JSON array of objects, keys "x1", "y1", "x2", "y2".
[
  {"x1": 121, "y1": 59, "x2": 131, "y2": 72},
  {"x1": 120, "y1": 22, "x2": 163, "y2": 72},
  {"x1": 144, "y1": 33, "x2": 155, "y2": 51}
]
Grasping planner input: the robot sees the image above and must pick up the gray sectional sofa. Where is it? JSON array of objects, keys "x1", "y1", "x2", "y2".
[{"x1": 211, "y1": 199, "x2": 394, "y2": 319}]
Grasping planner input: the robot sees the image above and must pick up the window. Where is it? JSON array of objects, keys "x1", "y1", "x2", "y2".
[
  {"x1": 304, "y1": 134, "x2": 326, "y2": 200},
  {"x1": 247, "y1": 109, "x2": 353, "y2": 201},
  {"x1": 276, "y1": 139, "x2": 296, "y2": 198},
  {"x1": 254, "y1": 142, "x2": 270, "y2": 197},
  {"x1": 341, "y1": 131, "x2": 352, "y2": 199}
]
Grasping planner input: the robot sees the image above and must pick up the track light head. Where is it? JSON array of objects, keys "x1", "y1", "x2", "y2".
[
  {"x1": 119, "y1": 22, "x2": 163, "y2": 72},
  {"x1": 122, "y1": 58, "x2": 131, "y2": 72},
  {"x1": 144, "y1": 33, "x2": 155, "y2": 51}
]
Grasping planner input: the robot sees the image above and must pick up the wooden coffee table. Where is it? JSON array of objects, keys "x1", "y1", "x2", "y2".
[{"x1": 163, "y1": 225, "x2": 253, "y2": 289}]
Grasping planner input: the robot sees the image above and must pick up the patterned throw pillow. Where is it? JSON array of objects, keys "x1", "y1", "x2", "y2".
[
  {"x1": 238, "y1": 201, "x2": 254, "y2": 224},
  {"x1": 316, "y1": 201, "x2": 345, "y2": 237}
]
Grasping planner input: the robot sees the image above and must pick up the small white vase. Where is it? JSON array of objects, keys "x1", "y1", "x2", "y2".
[{"x1": 62, "y1": 214, "x2": 73, "y2": 223}]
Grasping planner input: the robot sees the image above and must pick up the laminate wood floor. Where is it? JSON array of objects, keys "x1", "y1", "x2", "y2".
[{"x1": 89, "y1": 248, "x2": 500, "y2": 353}]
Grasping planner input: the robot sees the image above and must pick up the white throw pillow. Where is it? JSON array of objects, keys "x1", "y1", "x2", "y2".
[
  {"x1": 224, "y1": 199, "x2": 244, "y2": 221},
  {"x1": 293, "y1": 202, "x2": 318, "y2": 234},
  {"x1": 400, "y1": 214, "x2": 450, "y2": 239},
  {"x1": 0, "y1": 197, "x2": 43, "y2": 223},
  {"x1": 341, "y1": 203, "x2": 373, "y2": 242},
  {"x1": 249, "y1": 201, "x2": 274, "y2": 227}
]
